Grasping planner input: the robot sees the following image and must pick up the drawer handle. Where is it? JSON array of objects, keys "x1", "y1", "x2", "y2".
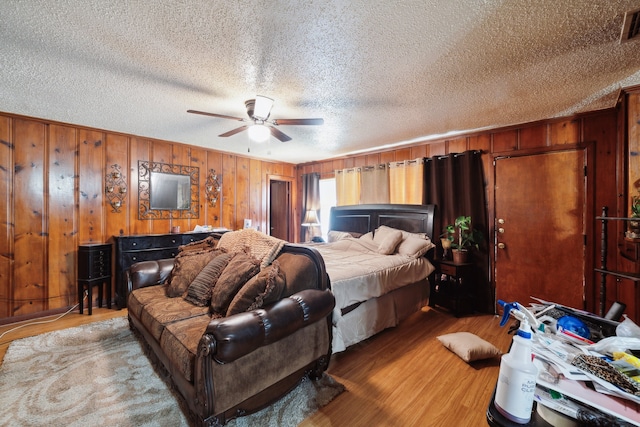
[
  {"x1": 132, "y1": 242, "x2": 137, "y2": 246},
  {"x1": 132, "y1": 256, "x2": 137, "y2": 261}
]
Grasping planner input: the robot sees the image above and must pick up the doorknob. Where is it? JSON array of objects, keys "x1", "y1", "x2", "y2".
[{"x1": 498, "y1": 243, "x2": 506, "y2": 249}]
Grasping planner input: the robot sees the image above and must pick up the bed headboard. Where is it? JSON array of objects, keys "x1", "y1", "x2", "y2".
[{"x1": 329, "y1": 204, "x2": 437, "y2": 240}]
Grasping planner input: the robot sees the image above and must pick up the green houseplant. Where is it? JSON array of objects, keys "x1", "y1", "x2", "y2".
[{"x1": 442, "y1": 215, "x2": 484, "y2": 263}]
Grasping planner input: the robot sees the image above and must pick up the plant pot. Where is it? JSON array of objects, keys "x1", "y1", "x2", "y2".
[{"x1": 452, "y1": 249, "x2": 468, "y2": 264}]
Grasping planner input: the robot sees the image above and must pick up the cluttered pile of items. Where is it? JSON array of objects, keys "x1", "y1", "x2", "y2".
[{"x1": 493, "y1": 298, "x2": 640, "y2": 426}]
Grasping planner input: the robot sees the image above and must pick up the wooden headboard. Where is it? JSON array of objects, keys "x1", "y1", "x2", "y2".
[{"x1": 329, "y1": 204, "x2": 437, "y2": 240}]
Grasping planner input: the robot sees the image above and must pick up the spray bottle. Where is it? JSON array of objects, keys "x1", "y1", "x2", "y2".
[{"x1": 494, "y1": 300, "x2": 539, "y2": 424}]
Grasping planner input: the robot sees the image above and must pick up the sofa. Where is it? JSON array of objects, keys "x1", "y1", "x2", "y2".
[{"x1": 126, "y1": 230, "x2": 335, "y2": 426}]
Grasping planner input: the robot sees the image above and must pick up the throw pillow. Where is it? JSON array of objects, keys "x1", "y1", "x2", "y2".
[
  {"x1": 396, "y1": 235, "x2": 436, "y2": 258},
  {"x1": 377, "y1": 229, "x2": 403, "y2": 255},
  {"x1": 226, "y1": 260, "x2": 286, "y2": 316},
  {"x1": 183, "y1": 252, "x2": 233, "y2": 306},
  {"x1": 437, "y1": 332, "x2": 501, "y2": 363},
  {"x1": 327, "y1": 230, "x2": 355, "y2": 243},
  {"x1": 165, "y1": 249, "x2": 221, "y2": 297},
  {"x1": 210, "y1": 251, "x2": 260, "y2": 316},
  {"x1": 178, "y1": 236, "x2": 218, "y2": 253}
]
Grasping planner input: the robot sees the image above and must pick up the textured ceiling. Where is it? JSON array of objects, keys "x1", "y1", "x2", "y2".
[{"x1": 2, "y1": 0, "x2": 640, "y2": 164}]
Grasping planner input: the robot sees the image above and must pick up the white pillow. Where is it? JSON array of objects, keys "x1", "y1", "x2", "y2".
[
  {"x1": 437, "y1": 332, "x2": 501, "y2": 363},
  {"x1": 377, "y1": 230, "x2": 403, "y2": 255},
  {"x1": 327, "y1": 230, "x2": 355, "y2": 243},
  {"x1": 397, "y1": 235, "x2": 435, "y2": 258}
]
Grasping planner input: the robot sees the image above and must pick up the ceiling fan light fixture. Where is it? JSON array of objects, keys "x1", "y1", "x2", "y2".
[
  {"x1": 248, "y1": 124, "x2": 271, "y2": 142},
  {"x1": 253, "y1": 95, "x2": 274, "y2": 120}
]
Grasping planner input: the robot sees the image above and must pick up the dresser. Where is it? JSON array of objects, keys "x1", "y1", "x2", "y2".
[{"x1": 113, "y1": 232, "x2": 215, "y2": 308}]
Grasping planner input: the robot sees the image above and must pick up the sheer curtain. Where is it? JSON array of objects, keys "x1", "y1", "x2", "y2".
[
  {"x1": 389, "y1": 158, "x2": 424, "y2": 204},
  {"x1": 335, "y1": 167, "x2": 361, "y2": 206},
  {"x1": 301, "y1": 172, "x2": 320, "y2": 242},
  {"x1": 361, "y1": 164, "x2": 390, "y2": 204},
  {"x1": 424, "y1": 150, "x2": 491, "y2": 313}
]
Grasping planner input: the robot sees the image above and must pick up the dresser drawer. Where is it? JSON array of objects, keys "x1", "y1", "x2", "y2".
[
  {"x1": 122, "y1": 248, "x2": 179, "y2": 266},
  {"x1": 118, "y1": 235, "x2": 181, "y2": 251},
  {"x1": 440, "y1": 262, "x2": 458, "y2": 276}
]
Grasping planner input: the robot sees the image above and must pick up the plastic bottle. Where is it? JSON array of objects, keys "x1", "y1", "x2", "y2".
[{"x1": 494, "y1": 301, "x2": 539, "y2": 424}]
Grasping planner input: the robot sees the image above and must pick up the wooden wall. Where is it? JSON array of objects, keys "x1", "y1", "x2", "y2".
[
  {"x1": 297, "y1": 105, "x2": 640, "y2": 323},
  {"x1": 0, "y1": 113, "x2": 295, "y2": 321}
]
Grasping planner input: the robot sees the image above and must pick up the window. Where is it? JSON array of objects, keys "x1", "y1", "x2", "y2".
[{"x1": 319, "y1": 178, "x2": 336, "y2": 241}]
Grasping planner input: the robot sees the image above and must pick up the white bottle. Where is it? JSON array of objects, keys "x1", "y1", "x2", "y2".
[{"x1": 494, "y1": 317, "x2": 538, "y2": 424}]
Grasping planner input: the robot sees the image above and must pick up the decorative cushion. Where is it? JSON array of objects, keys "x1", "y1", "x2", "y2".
[
  {"x1": 165, "y1": 249, "x2": 222, "y2": 297},
  {"x1": 226, "y1": 260, "x2": 286, "y2": 316},
  {"x1": 397, "y1": 235, "x2": 436, "y2": 258},
  {"x1": 210, "y1": 251, "x2": 260, "y2": 315},
  {"x1": 376, "y1": 229, "x2": 404, "y2": 255},
  {"x1": 183, "y1": 252, "x2": 233, "y2": 306},
  {"x1": 217, "y1": 228, "x2": 286, "y2": 268},
  {"x1": 178, "y1": 236, "x2": 218, "y2": 253},
  {"x1": 437, "y1": 332, "x2": 501, "y2": 363}
]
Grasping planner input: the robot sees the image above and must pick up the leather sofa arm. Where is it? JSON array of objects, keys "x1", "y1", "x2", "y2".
[
  {"x1": 126, "y1": 259, "x2": 175, "y2": 291},
  {"x1": 201, "y1": 289, "x2": 335, "y2": 364}
]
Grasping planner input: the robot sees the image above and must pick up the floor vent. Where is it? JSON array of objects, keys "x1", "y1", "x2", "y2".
[{"x1": 620, "y1": 8, "x2": 640, "y2": 43}]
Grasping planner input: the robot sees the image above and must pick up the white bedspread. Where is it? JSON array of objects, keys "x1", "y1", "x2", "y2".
[{"x1": 311, "y1": 238, "x2": 435, "y2": 312}]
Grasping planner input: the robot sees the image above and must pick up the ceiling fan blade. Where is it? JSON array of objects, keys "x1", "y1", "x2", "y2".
[
  {"x1": 219, "y1": 125, "x2": 250, "y2": 137},
  {"x1": 187, "y1": 110, "x2": 246, "y2": 121},
  {"x1": 272, "y1": 118, "x2": 324, "y2": 126},
  {"x1": 269, "y1": 126, "x2": 292, "y2": 142}
]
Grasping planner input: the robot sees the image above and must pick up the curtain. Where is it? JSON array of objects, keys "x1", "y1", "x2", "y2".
[
  {"x1": 301, "y1": 172, "x2": 321, "y2": 242},
  {"x1": 361, "y1": 164, "x2": 390, "y2": 204},
  {"x1": 335, "y1": 167, "x2": 361, "y2": 206},
  {"x1": 424, "y1": 150, "x2": 491, "y2": 312},
  {"x1": 389, "y1": 158, "x2": 424, "y2": 204}
]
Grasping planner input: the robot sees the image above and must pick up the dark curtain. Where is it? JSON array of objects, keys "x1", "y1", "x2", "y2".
[
  {"x1": 424, "y1": 150, "x2": 492, "y2": 313},
  {"x1": 301, "y1": 172, "x2": 321, "y2": 241}
]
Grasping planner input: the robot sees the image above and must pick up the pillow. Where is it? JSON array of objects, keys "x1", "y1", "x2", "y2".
[
  {"x1": 165, "y1": 249, "x2": 221, "y2": 297},
  {"x1": 437, "y1": 332, "x2": 501, "y2": 363},
  {"x1": 327, "y1": 230, "x2": 355, "y2": 243},
  {"x1": 178, "y1": 236, "x2": 218, "y2": 253},
  {"x1": 210, "y1": 251, "x2": 260, "y2": 315},
  {"x1": 226, "y1": 261, "x2": 286, "y2": 316},
  {"x1": 183, "y1": 252, "x2": 233, "y2": 306},
  {"x1": 377, "y1": 229, "x2": 403, "y2": 255},
  {"x1": 359, "y1": 232, "x2": 374, "y2": 242},
  {"x1": 397, "y1": 235, "x2": 436, "y2": 258}
]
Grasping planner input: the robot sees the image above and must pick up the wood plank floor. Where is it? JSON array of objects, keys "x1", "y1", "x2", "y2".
[{"x1": 0, "y1": 306, "x2": 513, "y2": 426}]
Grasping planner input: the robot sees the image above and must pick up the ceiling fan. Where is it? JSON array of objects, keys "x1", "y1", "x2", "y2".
[{"x1": 187, "y1": 95, "x2": 324, "y2": 142}]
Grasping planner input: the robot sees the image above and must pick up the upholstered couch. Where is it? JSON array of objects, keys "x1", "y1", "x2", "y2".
[{"x1": 126, "y1": 230, "x2": 335, "y2": 426}]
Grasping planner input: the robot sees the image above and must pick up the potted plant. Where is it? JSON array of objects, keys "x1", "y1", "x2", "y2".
[
  {"x1": 442, "y1": 215, "x2": 484, "y2": 264},
  {"x1": 629, "y1": 196, "x2": 640, "y2": 237}
]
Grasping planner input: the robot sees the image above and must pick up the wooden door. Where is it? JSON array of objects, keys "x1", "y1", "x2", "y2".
[
  {"x1": 269, "y1": 180, "x2": 290, "y2": 241},
  {"x1": 494, "y1": 149, "x2": 587, "y2": 309}
]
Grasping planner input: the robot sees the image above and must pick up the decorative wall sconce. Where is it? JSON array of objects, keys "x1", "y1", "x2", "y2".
[
  {"x1": 105, "y1": 164, "x2": 127, "y2": 213},
  {"x1": 206, "y1": 169, "x2": 221, "y2": 207}
]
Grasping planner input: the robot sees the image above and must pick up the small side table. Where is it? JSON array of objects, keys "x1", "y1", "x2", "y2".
[
  {"x1": 428, "y1": 259, "x2": 476, "y2": 317},
  {"x1": 78, "y1": 243, "x2": 112, "y2": 315}
]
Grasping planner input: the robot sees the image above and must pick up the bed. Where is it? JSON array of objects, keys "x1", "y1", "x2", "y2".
[{"x1": 308, "y1": 204, "x2": 437, "y2": 352}]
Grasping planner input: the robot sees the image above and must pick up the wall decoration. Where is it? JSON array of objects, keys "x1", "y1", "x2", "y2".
[
  {"x1": 205, "y1": 169, "x2": 221, "y2": 207},
  {"x1": 138, "y1": 161, "x2": 199, "y2": 220},
  {"x1": 105, "y1": 164, "x2": 127, "y2": 213}
]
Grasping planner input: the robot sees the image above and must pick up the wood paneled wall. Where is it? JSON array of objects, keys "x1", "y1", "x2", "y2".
[
  {"x1": 297, "y1": 107, "x2": 639, "y2": 322},
  {"x1": 0, "y1": 113, "x2": 295, "y2": 321}
]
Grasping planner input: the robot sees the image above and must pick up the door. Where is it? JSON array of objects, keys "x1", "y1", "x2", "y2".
[
  {"x1": 494, "y1": 149, "x2": 587, "y2": 309},
  {"x1": 269, "y1": 179, "x2": 290, "y2": 241}
]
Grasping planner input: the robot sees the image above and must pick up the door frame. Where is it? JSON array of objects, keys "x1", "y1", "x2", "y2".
[
  {"x1": 266, "y1": 174, "x2": 293, "y2": 241},
  {"x1": 490, "y1": 142, "x2": 595, "y2": 311}
]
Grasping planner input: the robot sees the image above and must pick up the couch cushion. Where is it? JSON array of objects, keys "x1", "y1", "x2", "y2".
[
  {"x1": 139, "y1": 294, "x2": 210, "y2": 342},
  {"x1": 210, "y1": 251, "x2": 260, "y2": 316},
  {"x1": 184, "y1": 252, "x2": 233, "y2": 306},
  {"x1": 128, "y1": 284, "x2": 170, "y2": 319},
  {"x1": 226, "y1": 260, "x2": 286, "y2": 316},
  {"x1": 166, "y1": 248, "x2": 222, "y2": 297},
  {"x1": 160, "y1": 314, "x2": 211, "y2": 382}
]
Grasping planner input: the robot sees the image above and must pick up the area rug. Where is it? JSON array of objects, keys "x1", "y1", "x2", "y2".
[{"x1": 0, "y1": 316, "x2": 345, "y2": 426}]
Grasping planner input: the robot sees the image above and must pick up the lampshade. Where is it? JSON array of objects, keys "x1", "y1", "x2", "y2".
[
  {"x1": 301, "y1": 209, "x2": 320, "y2": 226},
  {"x1": 248, "y1": 124, "x2": 271, "y2": 142},
  {"x1": 253, "y1": 95, "x2": 274, "y2": 120}
]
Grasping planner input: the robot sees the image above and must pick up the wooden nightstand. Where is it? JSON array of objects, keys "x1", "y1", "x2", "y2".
[{"x1": 429, "y1": 259, "x2": 476, "y2": 317}]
